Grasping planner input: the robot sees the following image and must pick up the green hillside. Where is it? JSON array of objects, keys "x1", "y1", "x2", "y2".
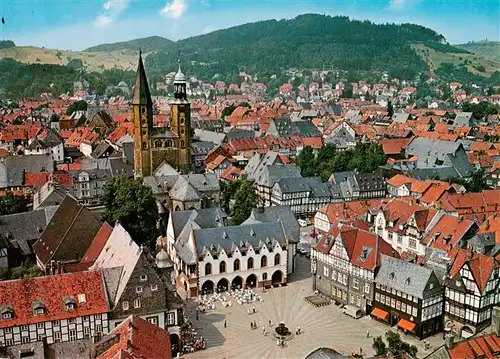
[
  {"x1": 454, "y1": 41, "x2": 500, "y2": 62},
  {"x1": 85, "y1": 36, "x2": 175, "y2": 53}
]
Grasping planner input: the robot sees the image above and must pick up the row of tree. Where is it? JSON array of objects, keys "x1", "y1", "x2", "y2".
[{"x1": 296, "y1": 143, "x2": 387, "y2": 181}]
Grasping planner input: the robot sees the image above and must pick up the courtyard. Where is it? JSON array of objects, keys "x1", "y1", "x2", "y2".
[{"x1": 183, "y1": 256, "x2": 445, "y2": 359}]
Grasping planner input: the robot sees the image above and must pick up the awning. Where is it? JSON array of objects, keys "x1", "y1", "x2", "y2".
[
  {"x1": 398, "y1": 319, "x2": 416, "y2": 332},
  {"x1": 371, "y1": 307, "x2": 388, "y2": 320}
]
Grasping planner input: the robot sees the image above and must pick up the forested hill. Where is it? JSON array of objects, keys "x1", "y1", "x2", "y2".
[
  {"x1": 85, "y1": 36, "x2": 175, "y2": 53},
  {"x1": 145, "y1": 14, "x2": 452, "y2": 80}
]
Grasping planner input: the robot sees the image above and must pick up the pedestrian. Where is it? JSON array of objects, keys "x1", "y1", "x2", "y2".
[
  {"x1": 366, "y1": 330, "x2": 369, "y2": 338},
  {"x1": 253, "y1": 306, "x2": 256, "y2": 314},
  {"x1": 262, "y1": 326, "x2": 265, "y2": 334},
  {"x1": 277, "y1": 339, "x2": 280, "y2": 346},
  {"x1": 269, "y1": 320, "x2": 272, "y2": 326},
  {"x1": 253, "y1": 320, "x2": 257, "y2": 329},
  {"x1": 247, "y1": 308, "x2": 250, "y2": 315},
  {"x1": 360, "y1": 347, "x2": 363, "y2": 355},
  {"x1": 224, "y1": 319, "x2": 227, "y2": 328},
  {"x1": 250, "y1": 322, "x2": 253, "y2": 330}
]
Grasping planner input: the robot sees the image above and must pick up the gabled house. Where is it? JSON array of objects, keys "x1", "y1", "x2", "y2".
[
  {"x1": 372, "y1": 254, "x2": 444, "y2": 339},
  {"x1": 90, "y1": 224, "x2": 184, "y2": 335},
  {"x1": 444, "y1": 248, "x2": 500, "y2": 337},
  {"x1": 312, "y1": 224, "x2": 397, "y2": 314},
  {"x1": 33, "y1": 195, "x2": 103, "y2": 272}
]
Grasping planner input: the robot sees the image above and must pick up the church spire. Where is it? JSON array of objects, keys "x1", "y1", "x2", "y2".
[{"x1": 132, "y1": 51, "x2": 152, "y2": 106}]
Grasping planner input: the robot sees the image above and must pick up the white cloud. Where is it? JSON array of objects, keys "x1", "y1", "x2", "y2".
[
  {"x1": 201, "y1": 25, "x2": 214, "y2": 34},
  {"x1": 95, "y1": 0, "x2": 129, "y2": 26},
  {"x1": 160, "y1": 0, "x2": 188, "y2": 19},
  {"x1": 388, "y1": 0, "x2": 419, "y2": 11}
]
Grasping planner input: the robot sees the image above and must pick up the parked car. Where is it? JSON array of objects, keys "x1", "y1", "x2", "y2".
[
  {"x1": 298, "y1": 219, "x2": 308, "y2": 227},
  {"x1": 297, "y1": 248, "x2": 307, "y2": 256}
]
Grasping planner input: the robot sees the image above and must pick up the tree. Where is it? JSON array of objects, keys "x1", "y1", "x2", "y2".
[
  {"x1": 387, "y1": 101, "x2": 394, "y2": 117},
  {"x1": 66, "y1": 100, "x2": 88, "y2": 115},
  {"x1": 220, "y1": 105, "x2": 236, "y2": 120},
  {"x1": 11, "y1": 259, "x2": 43, "y2": 279},
  {"x1": 231, "y1": 179, "x2": 260, "y2": 225},
  {"x1": 50, "y1": 113, "x2": 60, "y2": 122},
  {"x1": 296, "y1": 146, "x2": 316, "y2": 177},
  {"x1": 0, "y1": 193, "x2": 30, "y2": 215},
  {"x1": 219, "y1": 180, "x2": 241, "y2": 213},
  {"x1": 372, "y1": 336, "x2": 387, "y2": 356},
  {"x1": 343, "y1": 83, "x2": 353, "y2": 98},
  {"x1": 102, "y1": 174, "x2": 159, "y2": 248},
  {"x1": 385, "y1": 331, "x2": 418, "y2": 357}
]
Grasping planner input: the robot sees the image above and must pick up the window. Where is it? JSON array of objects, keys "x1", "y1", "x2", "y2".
[
  {"x1": 34, "y1": 308, "x2": 45, "y2": 316},
  {"x1": 84, "y1": 327, "x2": 90, "y2": 338},
  {"x1": 37, "y1": 323, "x2": 44, "y2": 329},
  {"x1": 167, "y1": 313, "x2": 175, "y2": 326},
  {"x1": 180, "y1": 140, "x2": 185, "y2": 148},
  {"x1": 151, "y1": 284, "x2": 158, "y2": 291},
  {"x1": 54, "y1": 331, "x2": 61, "y2": 342},
  {"x1": 353, "y1": 278, "x2": 359, "y2": 289},
  {"x1": 134, "y1": 299, "x2": 141, "y2": 309},
  {"x1": 263, "y1": 273, "x2": 268, "y2": 280},
  {"x1": 205, "y1": 263, "x2": 212, "y2": 275},
  {"x1": 397, "y1": 235, "x2": 403, "y2": 244},
  {"x1": 69, "y1": 329, "x2": 77, "y2": 341},
  {"x1": 37, "y1": 334, "x2": 45, "y2": 341},
  {"x1": 22, "y1": 337, "x2": 30, "y2": 344},
  {"x1": 274, "y1": 253, "x2": 280, "y2": 266},
  {"x1": 324, "y1": 266, "x2": 329, "y2": 277},
  {"x1": 261, "y1": 256, "x2": 267, "y2": 268},
  {"x1": 247, "y1": 257, "x2": 254, "y2": 269},
  {"x1": 140, "y1": 275, "x2": 147, "y2": 281},
  {"x1": 95, "y1": 325, "x2": 102, "y2": 334},
  {"x1": 5, "y1": 339, "x2": 13, "y2": 346},
  {"x1": 166, "y1": 140, "x2": 172, "y2": 147},
  {"x1": 233, "y1": 259, "x2": 240, "y2": 271},
  {"x1": 78, "y1": 294, "x2": 86, "y2": 303},
  {"x1": 408, "y1": 238, "x2": 417, "y2": 249},
  {"x1": 219, "y1": 261, "x2": 226, "y2": 273},
  {"x1": 147, "y1": 316, "x2": 158, "y2": 326},
  {"x1": 53, "y1": 320, "x2": 60, "y2": 327},
  {"x1": 364, "y1": 283, "x2": 370, "y2": 294},
  {"x1": 154, "y1": 140, "x2": 162, "y2": 148},
  {"x1": 4, "y1": 327, "x2": 12, "y2": 333},
  {"x1": 122, "y1": 301, "x2": 129, "y2": 311},
  {"x1": 142, "y1": 142, "x2": 147, "y2": 150},
  {"x1": 136, "y1": 286, "x2": 143, "y2": 293},
  {"x1": 2, "y1": 312, "x2": 12, "y2": 320},
  {"x1": 21, "y1": 325, "x2": 29, "y2": 331}
]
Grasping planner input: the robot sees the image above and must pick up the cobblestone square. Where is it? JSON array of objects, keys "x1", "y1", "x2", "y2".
[{"x1": 183, "y1": 256, "x2": 445, "y2": 359}]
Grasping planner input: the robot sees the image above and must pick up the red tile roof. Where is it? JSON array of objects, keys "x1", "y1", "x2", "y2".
[
  {"x1": 97, "y1": 315, "x2": 172, "y2": 359},
  {"x1": 23, "y1": 171, "x2": 73, "y2": 187},
  {"x1": 447, "y1": 333, "x2": 500, "y2": 359},
  {"x1": 422, "y1": 214, "x2": 476, "y2": 251},
  {"x1": 0, "y1": 271, "x2": 108, "y2": 329},
  {"x1": 0, "y1": 149, "x2": 9, "y2": 158},
  {"x1": 448, "y1": 248, "x2": 499, "y2": 293},
  {"x1": 439, "y1": 190, "x2": 500, "y2": 222},
  {"x1": 478, "y1": 214, "x2": 500, "y2": 243},
  {"x1": 318, "y1": 199, "x2": 382, "y2": 223}
]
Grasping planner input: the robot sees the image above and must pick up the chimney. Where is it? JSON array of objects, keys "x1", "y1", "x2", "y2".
[
  {"x1": 445, "y1": 333, "x2": 454, "y2": 350},
  {"x1": 56, "y1": 261, "x2": 62, "y2": 275}
]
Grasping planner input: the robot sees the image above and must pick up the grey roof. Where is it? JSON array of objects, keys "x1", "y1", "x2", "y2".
[
  {"x1": 392, "y1": 113, "x2": 410, "y2": 124},
  {"x1": 305, "y1": 347, "x2": 348, "y2": 359},
  {"x1": 193, "y1": 129, "x2": 226, "y2": 144},
  {"x1": 225, "y1": 128, "x2": 255, "y2": 140},
  {"x1": 452, "y1": 112, "x2": 473, "y2": 128},
  {"x1": 39, "y1": 128, "x2": 63, "y2": 147},
  {"x1": 405, "y1": 137, "x2": 473, "y2": 178},
  {"x1": 193, "y1": 221, "x2": 287, "y2": 257},
  {"x1": 131, "y1": 53, "x2": 152, "y2": 106},
  {"x1": 100, "y1": 266, "x2": 124, "y2": 307},
  {"x1": 0, "y1": 207, "x2": 57, "y2": 255},
  {"x1": 90, "y1": 142, "x2": 115, "y2": 159},
  {"x1": 191, "y1": 141, "x2": 216, "y2": 156},
  {"x1": 254, "y1": 164, "x2": 302, "y2": 187},
  {"x1": 375, "y1": 254, "x2": 434, "y2": 299},
  {"x1": 169, "y1": 176, "x2": 200, "y2": 201},
  {"x1": 27, "y1": 138, "x2": 49, "y2": 150},
  {"x1": 424, "y1": 346, "x2": 451, "y2": 359},
  {"x1": 80, "y1": 157, "x2": 133, "y2": 178},
  {"x1": 122, "y1": 141, "x2": 134, "y2": 164},
  {"x1": 242, "y1": 206, "x2": 299, "y2": 243},
  {"x1": 245, "y1": 151, "x2": 284, "y2": 181},
  {"x1": 0, "y1": 154, "x2": 54, "y2": 188},
  {"x1": 185, "y1": 173, "x2": 219, "y2": 193}
]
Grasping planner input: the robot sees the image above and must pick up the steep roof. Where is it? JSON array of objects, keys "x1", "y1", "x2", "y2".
[
  {"x1": 33, "y1": 195, "x2": 102, "y2": 265},
  {"x1": 375, "y1": 254, "x2": 434, "y2": 299},
  {"x1": 131, "y1": 53, "x2": 152, "y2": 106},
  {"x1": 96, "y1": 315, "x2": 172, "y2": 359},
  {"x1": 0, "y1": 271, "x2": 108, "y2": 329}
]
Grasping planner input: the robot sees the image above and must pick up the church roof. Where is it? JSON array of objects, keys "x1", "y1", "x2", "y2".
[{"x1": 131, "y1": 53, "x2": 152, "y2": 106}]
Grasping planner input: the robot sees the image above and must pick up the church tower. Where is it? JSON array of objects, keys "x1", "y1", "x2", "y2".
[
  {"x1": 169, "y1": 60, "x2": 191, "y2": 171},
  {"x1": 131, "y1": 51, "x2": 154, "y2": 178}
]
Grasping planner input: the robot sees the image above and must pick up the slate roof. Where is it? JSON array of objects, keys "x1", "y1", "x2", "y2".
[
  {"x1": 245, "y1": 151, "x2": 284, "y2": 182},
  {"x1": 91, "y1": 142, "x2": 116, "y2": 159},
  {"x1": 375, "y1": 254, "x2": 434, "y2": 299},
  {"x1": 33, "y1": 195, "x2": 102, "y2": 265},
  {"x1": 193, "y1": 221, "x2": 287, "y2": 257},
  {"x1": 0, "y1": 207, "x2": 57, "y2": 256},
  {"x1": 254, "y1": 164, "x2": 302, "y2": 187},
  {"x1": 0, "y1": 271, "x2": 108, "y2": 329},
  {"x1": 242, "y1": 206, "x2": 299, "y2": 243},
  {"x1": 0, "y1": 154, "x2": 54, "y2": 188},
  {"x1": 131, "y1": 53, "x2": 152, "y2": 106}
]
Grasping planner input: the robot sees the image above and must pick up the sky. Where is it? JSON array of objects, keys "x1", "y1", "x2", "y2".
[{"x1": 0, "y1": 0, "x2": 498, "y2": 51}]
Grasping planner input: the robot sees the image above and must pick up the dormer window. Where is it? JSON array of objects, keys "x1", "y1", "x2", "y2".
[
  {"x1": 1, "y1": 305, "x2": 14, "y2": 320},
  {"x1": 63, "y1": 296, "x2": 76, "y2": 311},
  {"x1": 32, "y1": 301, "x2": 46, "y2": 316}
]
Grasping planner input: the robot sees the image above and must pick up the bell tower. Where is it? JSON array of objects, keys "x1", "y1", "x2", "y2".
[
  {"x1": 170, "y1": 58, "x2": 191, "y2": 171},
  {"x1": 131, "y1": 50, "x2": 154, "y2": 178}
]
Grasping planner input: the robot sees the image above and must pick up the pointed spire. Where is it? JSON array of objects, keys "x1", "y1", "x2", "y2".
[
  {"x1": 174, "y1": 50, "x2": 186, "y2": 84},
  {"x1": 132, "y1": 52, "x2": 152, "y2": 106}
]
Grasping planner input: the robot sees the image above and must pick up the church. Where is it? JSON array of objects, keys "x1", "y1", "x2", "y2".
[{"x1": 132, "y1": 52, "x2": 192, "y2": 177}]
